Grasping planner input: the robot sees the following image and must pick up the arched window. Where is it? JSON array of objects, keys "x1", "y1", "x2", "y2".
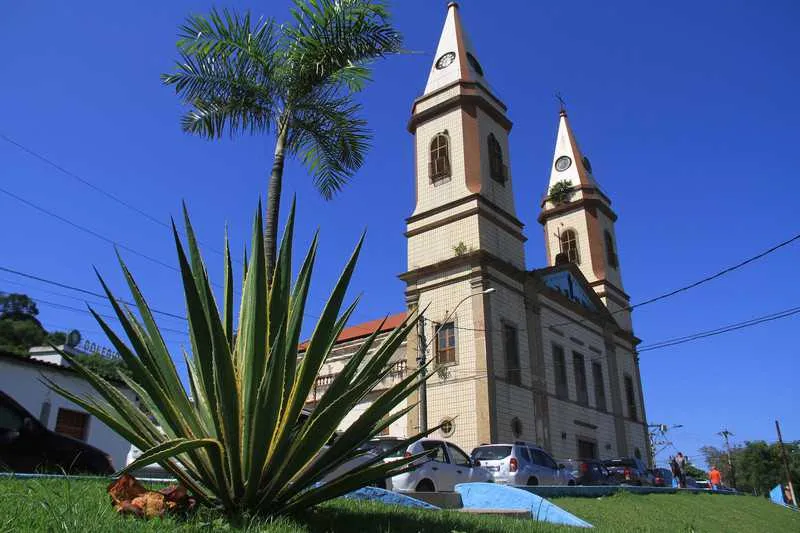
[
  {"x1": 488, "y1": 133, "x2": 506, "y2": 183},
  {"x1": 429, "y1": 132, "x2": 451, "y2": 182},
  {"x1": 560, "y1": 229, "x2": 580, "y2": 265},
  {"x1": 604, "y1": 230, "x2": 618, "y2": 268}
]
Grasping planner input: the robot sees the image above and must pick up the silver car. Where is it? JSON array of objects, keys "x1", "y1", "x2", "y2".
[{"x1": 471, "y1": 442, "x2": 575, "y2": 486}]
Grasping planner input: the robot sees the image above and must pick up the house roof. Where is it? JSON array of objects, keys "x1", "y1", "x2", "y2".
[
  {"x1": 0, "y1": 349, "x2": 128, "y2": 387},
  {"x1": 299, "y1": 312, "x2": 407, "y2": 351}
]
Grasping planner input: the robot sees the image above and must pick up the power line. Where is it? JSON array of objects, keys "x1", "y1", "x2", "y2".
[
  {"x1": 30, "y1": 296, "x2": 189, "y2": 337},
  {"x1": 0, "y1": 186, "x2": 179, "y2": 273},
  {"x1": 638, "y1": 304, "x2": 800, "y2": 352},
  {"x1": 548, "y1": 230, "x2": 800, "y2": 329},
  {"x1": 0, "y1": 132, "x2": 235, "y2": 262},
  {"x1": 0, "y1": 265, "x2": 187, "y2": 321}
]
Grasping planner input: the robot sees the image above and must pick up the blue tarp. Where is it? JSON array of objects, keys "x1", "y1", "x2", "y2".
[
  {"x1": 769, "y1": 484, "x2": 798, "y2": 511},
  {"x1": 455, "y1": 482, "x2": 593, "y2": 528}
]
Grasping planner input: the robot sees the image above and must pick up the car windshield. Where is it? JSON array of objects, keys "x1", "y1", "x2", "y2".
[
  {"x1": 366, "y1": 439, "x2": 405, "y2": 458},
  {"x1": 472, "y1": 446, "x2": 512, "y2": 460}
]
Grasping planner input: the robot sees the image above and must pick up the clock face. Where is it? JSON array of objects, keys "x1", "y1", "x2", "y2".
[
  {"x1": 555, "y1": 156, "x2": 572, "y2": 172},
  {"x1": 435, "y1": 52, "x2": 456, "y2": 70}
]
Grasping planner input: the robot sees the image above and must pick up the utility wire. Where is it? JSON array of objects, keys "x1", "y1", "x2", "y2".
[
  {"x1": 0, "y1": 186, "x2": 179, "y2": 273},
  {"x1": 0, "y1": 265, "x2": 187, "y2": 321},
  {"x1": 548, "y1": 230, "x2": 800, "y2": 329},
  {"x1": 30, "y1": 296, "x2": 189, "y2": 337},
  {"x1": 0, "y1": 132, "x2": 235, "y2": 262},
  {"x1": 637, "y1": 305, "x2": 800, "y2": 352}
]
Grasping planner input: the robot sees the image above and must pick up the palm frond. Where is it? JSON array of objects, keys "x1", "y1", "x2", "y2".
[{"x1": 289, "y1": 90, "x2": 369, "y2": 199}]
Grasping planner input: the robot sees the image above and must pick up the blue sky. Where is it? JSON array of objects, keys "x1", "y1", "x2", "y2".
[{"x1": 2, "y1": 1, "x2": 798, "y2": 467}]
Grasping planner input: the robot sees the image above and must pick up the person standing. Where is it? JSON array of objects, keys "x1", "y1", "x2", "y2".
[
  {"x1": 675, "y1": 452, "x2": 688, "y2": 488},
  {"x1": 709, "y1": 465, "x2": 722, "y2": 491}
]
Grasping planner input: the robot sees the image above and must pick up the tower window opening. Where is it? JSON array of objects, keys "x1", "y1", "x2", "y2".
[
  {"x1": 604, "y1": 230, "x2": 618, "y2": 268},
  {"x1": 560, "y1": 230, "x2": 581, "y2": 265},
  {"x1": 488, "y1": 133, "x2": 506, "y2": 184},
  {"x1": 435, "y1": 322, "x2": 456, "y2": 365},
  {"x1": 429, "y1": 132, "x2": 451, "y2": 182}
]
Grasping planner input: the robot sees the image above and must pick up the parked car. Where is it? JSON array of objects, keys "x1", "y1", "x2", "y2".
[
  {"x1": 0, "y1": 390, "x2": 114, "y2": 475},
  {"x1": 651, "y1": 467, "x2": 674, "y2": 487},
  {"x1": 694, "y1": 479, "x2": 711, "y2": 490},
  {"x1": 603, "y1": 457, "x2": 654, "y2": 486},
  {"x1": 358, "y1": 436, "x2": 406, "y2": 463},
  {"x1": 390, "y1": 439, "x2": 491, "y2": 492},
  {"x1": 471, "y1": 442, "x2": 575, "y2": 486},
  {"x1": 561, "y1": 458, "x2": 613, "y2": 486}
]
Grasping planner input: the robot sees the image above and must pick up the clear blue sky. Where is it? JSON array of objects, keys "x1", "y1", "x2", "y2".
[{"x1": 2, "y1": 1, "x2": 798, "y2": 467}]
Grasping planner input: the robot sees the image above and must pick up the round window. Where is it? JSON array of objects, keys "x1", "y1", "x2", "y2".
[
  {"x1": 511, "y1": 417, "x2": 523, "y2": 438},
  {"x1": 555, "y1": 155, "x2": 572, "y2": 172},
  {"x1": 440, "y1": 418, "x2": 455, "y2": 437}
]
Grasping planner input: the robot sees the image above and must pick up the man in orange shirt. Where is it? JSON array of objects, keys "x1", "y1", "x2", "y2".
[{"x1": 709, "y1": 466, "x2": 722, "y2": 491}]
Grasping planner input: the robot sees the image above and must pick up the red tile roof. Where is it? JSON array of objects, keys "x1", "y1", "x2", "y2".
[{"x1": 299, "y1": 311, "x2": 407, "y2": 351}]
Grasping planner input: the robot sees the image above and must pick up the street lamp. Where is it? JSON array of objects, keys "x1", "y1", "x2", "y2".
[{"x1": 416, "y1": 287, "x2": 495, "y2": 432}]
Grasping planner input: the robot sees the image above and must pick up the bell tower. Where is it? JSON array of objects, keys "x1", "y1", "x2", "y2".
[
  {"x1": 402, "y1": 3, "x2": 533, "y2": 450},
  {"x1": 538, "y1": 109, "x2": 632, "y2": 330}
]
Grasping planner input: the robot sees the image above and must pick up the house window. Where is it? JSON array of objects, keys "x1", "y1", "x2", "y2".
[
  {"x1": 54, "y1": 408, "x2": 90, "y2": 441},
  {"x1": 488, "y1": 133, "x2": 506, "y2": 183},
  {"x1": 573, "y1": 352, "x2": 588, "y2": 406},
  {"x1": 592, "y1": 362, "x2": 607, "y2": 412},
  {"x1": 624, "y1": 374, "x2": 638, "y2": 421},
  {"x1": 560, "y1": 230, "x2": 580, "y2": 265},
  {"x1": 553, "y1": 344, "x2": 568, "y2": 399},
  {"x1": 503, "y1": 323, "x2": 520, "y2": 385},
  {"x1": 435, "y1": 322, "x2": 456, "y2": 365},
  {"x1": 604, "y1": 231, "x2": 618, "y2": 268},
  {"x1": 429, "y1": 132, "x2": 451, "y2": 182}
]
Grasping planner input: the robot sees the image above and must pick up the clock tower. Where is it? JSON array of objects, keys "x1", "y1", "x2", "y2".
[
  {"x1": 538, "y1": 109, "x2": 633, "y2": 330},
  {"x1": 402, "y1": 2, "x2": 532, "y2": 448}
]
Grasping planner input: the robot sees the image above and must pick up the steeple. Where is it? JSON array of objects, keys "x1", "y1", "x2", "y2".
[
  {"x1": 424, "y1": 2, "x2": 491, "y2": 96},
  {"x1": 539, "y1": 109, "x2": 632, "y2": 331},
  {"x1": 546, "y1": 108, "x2": 601, "y2": 192}
]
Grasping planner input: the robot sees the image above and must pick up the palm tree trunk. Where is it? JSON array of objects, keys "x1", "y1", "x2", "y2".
[{"x1": 265, "y1": 112, "x2": 290, "y2": 282}]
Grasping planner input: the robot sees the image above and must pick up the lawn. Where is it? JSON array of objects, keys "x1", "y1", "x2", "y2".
[{"x1": 1, "y1": 477, "x2": 797, "y2": 532}]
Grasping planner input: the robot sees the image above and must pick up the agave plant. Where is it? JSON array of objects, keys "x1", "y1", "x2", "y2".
[{"x1": 45, "y1": 201, "x2": 433, "y2": 518}]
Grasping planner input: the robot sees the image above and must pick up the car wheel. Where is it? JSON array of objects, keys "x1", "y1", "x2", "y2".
[
  {"x1": 527, "y1": 477, "x2": 539, "y2": 486},
  {"x1": 416, "y1": 479, "x2": 435, "y2": 492}
]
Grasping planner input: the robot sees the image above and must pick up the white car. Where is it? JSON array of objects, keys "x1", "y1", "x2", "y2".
[
  {"x1": 471, "y1": 442, "x2": 575, "y2": 486},
  {"x1": 390, "y1": 438, "x2": 492, "y2": 492}
]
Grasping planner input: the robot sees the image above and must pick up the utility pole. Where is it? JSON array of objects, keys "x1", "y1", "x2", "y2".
[
  {"x1": 718, "y1": 428, "x2": 737, "y2": 489},
  {"x1": 775, "y1": 420, "x2": 797, "y2": 507},
  {"x1": 416, "y1": 315, "x2": 428, "y2": 432},
  {"x1": 647, "y1": 423, "x2": 682, "y2": 467}
]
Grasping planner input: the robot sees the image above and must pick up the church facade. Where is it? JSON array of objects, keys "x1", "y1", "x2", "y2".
[{"x1": 305, "y1": 3, "x2": 649, "y2": 464}]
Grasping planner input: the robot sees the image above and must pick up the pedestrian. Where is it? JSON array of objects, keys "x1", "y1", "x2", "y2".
[
  {"x1": 670, "y1": 457, "x2": 680, "y2": 487},
  {"x1": 708, "y1": 465, "x2": 722, "y2": 491},
  {"x1": 674, "y1": 452, "x2": 688, "y2": 488}
]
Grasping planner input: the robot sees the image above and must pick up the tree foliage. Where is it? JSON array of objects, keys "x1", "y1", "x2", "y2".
[
  {"x1": 0, "y1": 292, "x2": 46, "y2": 354},
  {"x1": 700, "y1": 440, "x2": 800, "y2": 495},
  {"x1": 162, "y1": 0, "x2": 403, "y2": 278}
]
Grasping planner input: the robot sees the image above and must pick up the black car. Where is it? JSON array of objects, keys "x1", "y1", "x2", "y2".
[
  {"x1": 602, "y1": 457, "x2": 654, "y2": 486},
  {"x1": 0, "y1": 391, "x2": 114, "y2": 475},
  {"x1": 651, "y1": 467, "x2": 674, "y2": 487},
  {"x1": 562, "y1": 458, "x2": 613, "y2": 485}
]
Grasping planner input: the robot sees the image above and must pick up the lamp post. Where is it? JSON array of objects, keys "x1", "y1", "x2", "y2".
[{"x1": 417, "y1": 287, "x2": 495, "y2": 432}]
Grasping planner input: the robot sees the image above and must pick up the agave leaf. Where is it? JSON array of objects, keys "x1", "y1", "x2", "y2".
[{"x1": 120, "y1": 437, "x2": 221, "y2": 475}]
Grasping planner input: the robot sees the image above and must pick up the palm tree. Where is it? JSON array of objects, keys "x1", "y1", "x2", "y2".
[{"x1": 163, "y1": 1, "x2": 402, "y2": 278}]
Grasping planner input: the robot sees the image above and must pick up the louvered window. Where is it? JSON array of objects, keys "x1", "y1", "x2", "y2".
[{"x1": 429, "y1": 132, "x2": 451, "y2": 182}]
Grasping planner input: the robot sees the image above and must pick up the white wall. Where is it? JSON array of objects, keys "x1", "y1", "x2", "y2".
[{"x1": 0, "y1": 357, "x2": 136, "y2": 471}]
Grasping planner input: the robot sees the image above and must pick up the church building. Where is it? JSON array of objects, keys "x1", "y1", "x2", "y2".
[{"x1": 304, "y1": 3, "x2": 650, "y2": 464}]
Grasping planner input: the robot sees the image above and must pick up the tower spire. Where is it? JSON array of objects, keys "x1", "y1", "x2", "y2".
[
  {"x1": 424, "y1": 2, "x2": 490, "y2": 95},
  {"x1": 546, "y1": 108, "x2": 600, "y2": 193}
]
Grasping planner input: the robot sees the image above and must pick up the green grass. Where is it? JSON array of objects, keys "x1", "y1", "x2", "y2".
[{"x1": 0, "y1": 478, "x2": 797, "y2": 532}]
